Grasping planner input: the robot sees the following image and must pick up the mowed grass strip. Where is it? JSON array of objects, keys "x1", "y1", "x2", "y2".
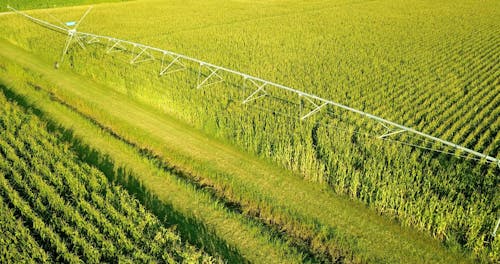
[{"x1": 0, "y1": 39, "x2": 473, "y2": 263}]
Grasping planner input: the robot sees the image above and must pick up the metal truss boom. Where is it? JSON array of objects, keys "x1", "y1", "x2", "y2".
[{"x1": 7, "y1": 6, "x2": 499, "y2": 168}]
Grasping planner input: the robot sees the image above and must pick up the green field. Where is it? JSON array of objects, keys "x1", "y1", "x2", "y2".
[
  {"x1": 0, "y1": 90, "x2": 217, "y2": 262},
  {"x1": 0, "y1": 0, "x2": 498, "y2": 263},
  {"x1": 0, "y1": 0, "x2": 128, "y2": 12}
]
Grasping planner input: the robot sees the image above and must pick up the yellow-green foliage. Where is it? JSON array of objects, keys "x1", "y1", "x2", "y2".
[
  {"x1": 0, "y1": 0, "x2": 498, "y2": 261},
  {"x1": 1, "y1": 0, "x2": 128, "y2": 12}
]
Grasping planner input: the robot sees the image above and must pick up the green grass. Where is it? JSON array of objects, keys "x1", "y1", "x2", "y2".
[{"x1": 0, "y1": 38, "x2": 477, "y2": 263}]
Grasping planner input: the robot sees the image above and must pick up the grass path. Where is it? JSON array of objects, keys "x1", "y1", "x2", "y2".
[{"x1": 0, "y1": 39, "x2": 472, "y2": 263}]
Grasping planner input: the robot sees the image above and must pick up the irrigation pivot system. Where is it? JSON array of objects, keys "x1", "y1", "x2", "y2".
[{"x1": 7, "y1": 6, "x2": 500, "y2": 168}]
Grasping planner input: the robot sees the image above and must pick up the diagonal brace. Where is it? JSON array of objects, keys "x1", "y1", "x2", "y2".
[
  {"x1": 58, "y1": 30, "x2": 87, "y2": 64},
  {"x1": 160, "y1": 53, "x2": 186, "y2": 75},
  {"x1": 197, "y1": 63, "x2": 224, "y2": 89},
  {"x1": 130, "y1": 46, "x2": 155, "y2": 64},
  {"x1": 106, "y1": 39, "x2": 127, "y2": 53},
  {"x1": 73, "y1": 34, "x2": 87, "y2": 49},
  {"x1": 59, "y1": 33, "x2": 74, "y2": 64},
  {"x1": 301, "y1": 102, "x2": 327, "y2": 120},
  {"x1": 86, "y1": 36, "x2": 100, "y2": 44},
  {"x1": 300, "y1": 95, "x2": 327, "y2": 120},
  {"x1": 493, "y1": 216, "x2": 500, "y2": 237},
  {"x1": 242, "y1": 79, "x2": 268, "y2": 104},
  {"x1": 379, "y1": 129, "x2": 406, "y2": 139}
]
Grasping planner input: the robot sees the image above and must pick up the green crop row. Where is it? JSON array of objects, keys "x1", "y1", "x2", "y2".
[
  {"x1": 0, "y1": 91, "x2": 218, "y2": 263},
  {"x1": 0, "y1": 0, "x2": 498, "y2": 261}
]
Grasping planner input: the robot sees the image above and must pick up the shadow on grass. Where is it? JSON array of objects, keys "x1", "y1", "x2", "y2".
[{"x1": 0, "y1": 84, "x2": 248, "y2": 263}]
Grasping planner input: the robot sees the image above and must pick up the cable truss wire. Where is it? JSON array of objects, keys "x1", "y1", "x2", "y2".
[{"x1": 239, "y1": 101, "x2": 495, "y2": 165}]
